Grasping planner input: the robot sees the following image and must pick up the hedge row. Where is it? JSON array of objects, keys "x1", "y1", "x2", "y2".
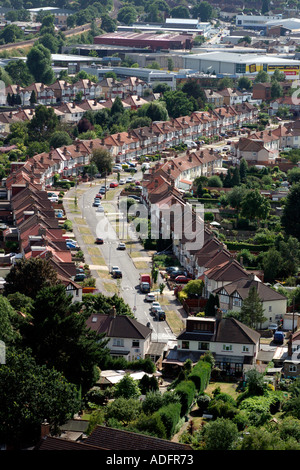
[
  {"x1": 175, "y1": 380, "x2": 196, "y2": 416},
  {"x1": 188, "y1": 360, "x2": 211, "y2": 394},
  {"x1": 155, "y1": 403, "x2": 182, "y2": 439},
  {"x1": 225, "y1": 242, "x2": 273, "y2": 252}
]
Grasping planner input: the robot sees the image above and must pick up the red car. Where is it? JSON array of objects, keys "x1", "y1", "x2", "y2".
[
  {"x1": 95, "y1": 193, "x2": 103, "y2": 199},
  {"x1": 174, "y1": 276, "x2": 191, "y2": 284},
  {"x1": 110, "y1": 182, "x2": 119, "y2": 188},
  {"x1": 95, "y1": 238, "x2": 104, "y2": 244}
]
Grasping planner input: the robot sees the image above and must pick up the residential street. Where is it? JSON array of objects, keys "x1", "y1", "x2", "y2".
[{"x1": 63, "y1": 175, "x2": 178, "y2": 345}]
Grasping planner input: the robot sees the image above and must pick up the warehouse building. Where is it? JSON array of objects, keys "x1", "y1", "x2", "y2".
[
  {"x1": 182, "y1": 52, "x2": 300, "y2": 80},
  {"x1": 94, "y1": 32, "x2": 194, "y2": 51}
]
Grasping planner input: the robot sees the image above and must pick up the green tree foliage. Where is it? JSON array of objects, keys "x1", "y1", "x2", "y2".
[
  {"x1": 254, "y1": 70, "x2": 270, "y2": 83},
  {"x1": 90, "y1": 147, "x2": 113, "y2": 175},
  {"x1": 0, "y1": 348, "x2": 80, "y2": 449},
  {"x1": 191, "y1": 1, "x2": 213, "y2": 21},
  {"x1": 101, "y1": 14, "x2": 117, "y2": 32},
  {"x1": 239, "y1": 286, "x2": 267, "y2": 328},
  {"x1": 282, "y1": 182, "x2": 300, "y2": 240},
  {"x1": 241, "y1": 188, "x2": 271, "y2": 222},
  {"x1": 201, "y1": 417, "x2": 239, "y2": 450},
  {"x1": 27, "y1": 105, "x2": 58, "y2": 142},
  {"x1": 5, "y1": 60, "x2": 34, "y2": 87},
  {"x1": 238, "y1": 76, "x2": 253, "y2": 91},
  {"x1": 171, "y1": 5, "x2": 190, "y2": 18},
  {"x1": 49, "y1": 130, "x2": 72, "y2": 149},
  {"x1": 0, "y1": 24, "x2": 23, "y2": 44},
  {"x1": 105, "y1": 397, "x2": 142, "y2": 425},
  {"x1": 4, "y1": 258, "x2": 58, "y2": 298},
  {"x1": 161, "y1": 90, "x2": 195, "y2": 118},
  {"x1": 117, "y1": 6, "x2": 137, "y2": 25},
  {"x1": 21, "y1": 284, "x2": 109, "y2": 391},
  {"x1": 114, "y1": 373, "x2": 141, "y2": 399},
  {"x1": 26, "y1": 44, "x2": 55, "y2": 84}
]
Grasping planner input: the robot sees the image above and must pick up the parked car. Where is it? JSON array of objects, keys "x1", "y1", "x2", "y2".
[
  {"x1": 111, "y1": 266, "x2": 120, "y2": 274},
  {"x1": 126, "y1": 177, "x2": 135, "y2": 183},
  {"x1": 93, "y1": 199, "x2": 101, "y2": 207},
  {"x1": 119, "y1": 179, "x2": 126, "y2": 185},
  {"x1": 99, "y1": 188, "x2": 106, "y2": 194},
  {"x1": 117, "y1": 242, "x2": 126, "y2": 250},
  {"x1": 74, "y1": 273, "x2": 86, "y2": 281},
  {"x1": 145, "y1": 293, "x2": 156, "y2": 302},
  {"x1": 110, "y1": 182, "x2": 119, "y2": 188},
  {"x1": 66, "y1": 241, "x2": 79, "y2": 251},
  {"x1": 169, "y1": 270, "x2": 187, "y2": 279},
  {"x1": 127, "y1": 195, "x2": 140, "y2": 201},
  {"x1": 95, "y1": 237, "x2": 104, "y2": 244},
  {"x1": 113, "y1": 166, "x2": 122, "y2": 172},
  {"x1": 95, "y1": 193, "x2": 103, "y2": 199},
  {"x1": 155, "y1": 309, "x2": 166, "y2": 321},
  {"x1": 113, "y1": 269, "x2": 122, "y2": 278},
  {"x1": 97, "y1": 206, "x2": 105, "y2": 213},
  {"x1": 151, "y1": 302, "x2": 161, "y2": 314},
  {"x1": 174, "y1": 275, "x2": 191, "y2": 284}
]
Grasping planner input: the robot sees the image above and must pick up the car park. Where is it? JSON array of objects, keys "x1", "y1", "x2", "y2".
[{"x1": 145, "y1": 293, "x2": 156, "y2": 302}]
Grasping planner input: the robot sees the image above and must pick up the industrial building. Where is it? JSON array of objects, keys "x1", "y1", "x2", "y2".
[
  {"x1": 235, "y1": 14, "x2": 282, "y2": 30},
  {"x1": 94, "y1": 32, "x2": 194, "y2": 52},
  {"x1": 182, "y1": 51, "x2": 300, "y2": 80}
]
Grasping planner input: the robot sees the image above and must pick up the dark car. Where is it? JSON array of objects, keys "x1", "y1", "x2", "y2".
[
  {"x1": 95, "y1": 237, "x2": 104, "y2": 244},
  {"x1": 74, "y1": 273, "x2": 86, "y2": 282},
  {"x1": 113, "y1": 270, "x2": 122, "y2": 278}
]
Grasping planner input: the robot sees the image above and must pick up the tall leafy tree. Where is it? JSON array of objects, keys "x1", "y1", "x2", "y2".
[
  {"x1": 239, "y1": 286, "x2": 267, "y2": 328},
  {"x1": 27, "y1": 105, "x2": 58, "y2": 142},
  {"x1": 26, "y1": 44, "x2": 55, "y2": 84},
  {"x1": 22, "y1": 284, "x2": 109, "y2": 391},
  {"x1": 241, "y1": 188, "x2": 271, "y2": 223},
  {"x1": 0, "y1": 348, "x2": 80, "y2": 449},
  {"x1": 4, "y1": 258, "x2": 58, "y2": 299},
  {"x1": 282, "y1": 183, "x2": 300, "y2": 240},
  {"x1": 5, "y1": 60, "x2": 34, "y2": 87}
]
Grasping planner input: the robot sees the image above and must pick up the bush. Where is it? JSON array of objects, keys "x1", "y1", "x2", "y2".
[
  {"x1": 155, "y1": 402, "x2": 182, "y2": 438},
  {"x1": 197, "y1": 394, "x2": 211, "y2": 415},
  {"x1": 188, "y1": 360, "x2": 211, "y2": 393},
  {"x1": 175, "y1": 380, "x2": 196, "y2": 416},
  {"x1": 135, "y1": 412, "x2": 167, "y2": 439}
]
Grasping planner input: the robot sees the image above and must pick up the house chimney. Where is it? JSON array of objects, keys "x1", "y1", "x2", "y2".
[
  {"x1": 41, "y1": 420, "x2": 50, "y2": 439},
  {"x1": 110, "y1": 306, "x2": 116, "y2": 317}
]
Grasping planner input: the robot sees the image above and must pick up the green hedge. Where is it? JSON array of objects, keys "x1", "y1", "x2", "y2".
[
  {"x1": 155, "y1": 403, "x2": 182, "y2": 439},
  {"x1": 188, "y1": 360, "x2": 211, "y2": 393},
  {"x1": 175, "y1": 380, "x2": 196, "y2": 416},
  {"x1": 225, "y1": 241, "x2": 273, "y2": 252}
]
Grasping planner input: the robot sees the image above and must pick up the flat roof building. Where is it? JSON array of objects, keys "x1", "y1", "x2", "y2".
[
  {"x1": 182, "y1": 51, "x2": 300, "y2": 79},
  {"x1": 94, "y1": 32, "x2": 194, "y2": 51},
  {"x1": 236, "y1": 14, "x2": 282, "y2": 30}
]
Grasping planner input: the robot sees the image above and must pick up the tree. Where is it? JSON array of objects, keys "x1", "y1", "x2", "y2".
[
  {"x1": 105, "y1": 397, "x2": 142, "y2": 425},
  {"x1": 181, "y1": 80, "x2": 206, "y2": 108},
  {"x1": 192, "y1": 1, "x2": 213, "y2": 21},
  {"x1": 238, "y1": 35, "x2": 251, "y2": 44},
  {"x1": 114, "y1": 373, "x2": 141, "y2": 399},
  {"x1": 0, "y1": 24, "x2": 23, "y2": 44},
  {"x1": 201, "y1": 418, "x2": 239, "y2": 450},
  {"x1": 0, "y1": 295, "x2": 21, "y2": 345},
  {"x1": 227, "y1": 185, "x2": 249, "y2": 211},
  {"x1": 239, "y1": 158, "x2": 248, "y2": 183},
  {"x1": 261, "y1": 247, "x2": 284, "y2": 282},
  {"x1": 138, "y1": 102, "x2": 169, "y2": 121},
  {"x1": 101, "y1": 14, "x2": 117, "y2": 32},
  {"x1": 282, "y1": 183, "x2": 300, "y2": 240},
  {"x1": 271, "y1": 81, "x2": 283, "y2": 99},
  {"x1": 117, "y1": 6, "x2": 137, "y2": 25},
  {"x1": 239, "y1": 286, "x2": 267, "y2": 328},
  {"x1": 4, "y1": 258, "x2": 58, "y2": 298},
  {"x1": 49, "y1": 130, "x2": 72, "y2": 148},
  {"x1": 5, "y1": 60, "x2": 34, "y2": 87},
  {"x1": 91, "y1": 147, "x2": 113, "y2": 175},
  {"x1": 205, "y1": 294, "x2": 219, "y2": 316},
  {"x1": 111, "y1": 95, "x2": 124, "y2": 115},
  {"x1": 238, "y1": 76, "x2": 252, "y2": 91},
  {"x1": 26, "y1": 44, "x2": 55, "y2": 84},
  {"x1": 27, "y1": 105, "x2": 58, "y2": 142},
  {"x1": 254, "y1": 70, "x2": 270, "y2": 83},
  {"x1": 261, "y1": 0, "x2": 269, "y2": 14},
  {"x1": 182, "y1": 279, "x2": 204, "y2": 297},
  {"x1": 161, "y1": 90, "x2": 195, "y2": 118},
  {"x1": 22, "y1": 284, "x2": 109, "y2": 390},
  {"x1": 171, "y1": 5, "x2": 190, "y2": 18},
  {"x1": 207, "y1": 175, "x2": 223, "y2": 188},
  {"x1": 272, "y1": 68, "x2": 286, "y2": 82},
  {"x1": 0, "y1": 348, "x2": 80, "y2": 449},
  {"x1": 38, "y1": 33, "x2": 60, "y2": 53},
  {"x1": 241, "y1": 188, "x2": 271, "y2": 222},
  {"x1": 29, "y1": 90, "x2": 37, "y2": 106},
  {"x1": 39, "y1": 14, "x2": 55, "y2": 36}
]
